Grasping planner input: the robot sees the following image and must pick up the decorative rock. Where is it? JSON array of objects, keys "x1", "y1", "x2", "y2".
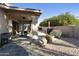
[{"x1": 38, "y1": 37, "x2": 47, "y2": 47}]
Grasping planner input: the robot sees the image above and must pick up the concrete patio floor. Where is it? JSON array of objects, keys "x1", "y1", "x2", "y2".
[{"x1": 0, "y1": 37, "x2": 79, "y2": 56}]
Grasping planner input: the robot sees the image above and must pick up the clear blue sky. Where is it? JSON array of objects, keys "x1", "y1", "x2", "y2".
[{"x1": 12, "y1": 3, "x2": 79, "y2": 24}]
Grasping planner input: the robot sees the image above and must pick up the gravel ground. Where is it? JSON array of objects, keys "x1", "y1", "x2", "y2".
[{"x1": 0, "y1": 37, "x2": 79, "y2": 56}]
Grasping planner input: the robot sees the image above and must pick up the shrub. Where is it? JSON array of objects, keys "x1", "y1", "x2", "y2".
[{"x1": 45, "y1": 34, "x2": 52, "y2": 43}]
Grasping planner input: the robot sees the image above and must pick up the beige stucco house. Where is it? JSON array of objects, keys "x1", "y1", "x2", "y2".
[{"x1": 0, "y1": 3, "x2": 41, "y2": 45}]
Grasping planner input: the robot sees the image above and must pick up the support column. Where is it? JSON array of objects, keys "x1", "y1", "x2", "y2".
[
  {"x1": 8, "y1": 20, "x2": 13, "y2": 33},
  {"x1": 20, "y1": 22, "x2": 25, "y2": 35},
  {"x1": 31, "y1": 16, "x2": 39, "y2": 34}
]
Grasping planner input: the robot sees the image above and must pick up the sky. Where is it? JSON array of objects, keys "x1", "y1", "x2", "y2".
[{"x1": 12, "y1": 3, "x2": 79, "y2": 24}]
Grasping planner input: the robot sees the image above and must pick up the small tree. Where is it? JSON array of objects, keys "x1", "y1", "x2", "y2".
[{"x1": 40, "y1": 12, "x2": 79, "y2": 26}]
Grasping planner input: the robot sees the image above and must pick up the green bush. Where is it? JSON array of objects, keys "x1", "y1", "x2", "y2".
[
  {"x1": 45, "y1": 34, "x2": 52, "y2": 43},
  {"x1": 40, "y1": 12, "x2": 79, "y2": 26}
]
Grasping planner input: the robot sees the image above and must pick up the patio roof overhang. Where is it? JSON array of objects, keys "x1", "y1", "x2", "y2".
[{"x1": 0, "y1": 4, "x2": 42, "y2": 23}]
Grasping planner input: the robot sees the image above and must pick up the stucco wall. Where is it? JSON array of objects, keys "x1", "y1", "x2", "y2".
[
  {"x1": 42, "y1": 26, "x2": 79, "y2": 39},
  {"x1": 54, "y1": 26, "x2": 79, "y2": 38},
  {"x1": 0, "y1": 9, "x2": 8, "y2": 34}
]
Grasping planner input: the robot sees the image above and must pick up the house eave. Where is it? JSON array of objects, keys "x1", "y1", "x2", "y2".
[{"x1": 0, "y1": 4, "x2": 42, "y2": 15}]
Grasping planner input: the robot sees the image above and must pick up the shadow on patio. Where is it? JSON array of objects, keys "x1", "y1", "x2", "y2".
[
  {"x1": 60, "y1": 37, "x2": 79, "y2": 47},
  {"x1": 30, "y1": 46, "x2": 73, "y2": 56},
  {"x1": 0, "y1": 42, "x2": 29, "y2": 56}
]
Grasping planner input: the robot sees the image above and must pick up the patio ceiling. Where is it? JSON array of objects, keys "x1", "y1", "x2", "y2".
[
  {"x1": 4, "y1": 9, "x2": 41, "y2": 23},
  {"x1": 0, "y1": 4, "x2": 42, "y2": 23}
]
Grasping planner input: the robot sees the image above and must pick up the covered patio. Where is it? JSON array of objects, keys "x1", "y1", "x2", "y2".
[
  {"x1": 7, "y1": 4, "x2": 41, "y2": 35},
  {"x1": 0, "y1": 3, "x2": 41, "y2": 46}
]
